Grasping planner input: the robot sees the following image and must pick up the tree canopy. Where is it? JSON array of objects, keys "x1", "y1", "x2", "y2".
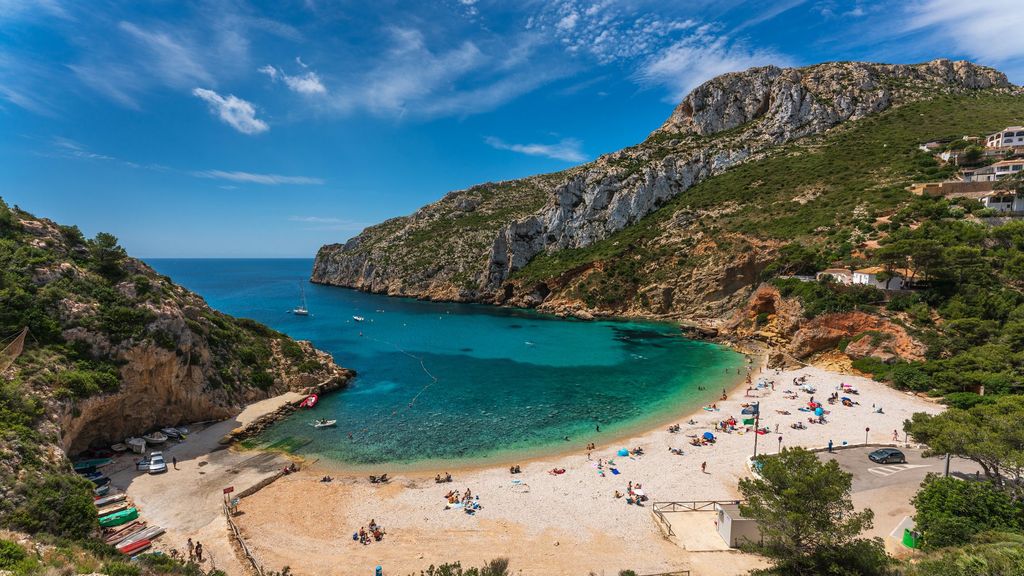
[
  {"x1": 905, "y1": 396, "x2": 1024, "y2": 501},
  {"x1": 739, "y1": 448, "x2": 889, "y2": 575},
  {"x1": 912, "y1": 475, "x2": 1022, "y2": 549}
]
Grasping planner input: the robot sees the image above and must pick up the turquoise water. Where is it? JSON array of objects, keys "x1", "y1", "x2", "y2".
[{"x1": 147, "y1": 259, "x2": 743, "y2": 468}]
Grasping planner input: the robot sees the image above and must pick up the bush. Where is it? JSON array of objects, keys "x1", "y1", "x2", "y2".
[
  {"x1": 251, "y1": 371, "x2": 275, "y2": 390},
  {"x1": 279, "y1": 339, "x2": 305, "y2": 361},
  {"x1": 55, "y1": 368, "x2": 120, "y2": 399},
  {"x1": 8, "y1": 473, "x2": 97, "y2": 539},
  {"x1": 942, "y1": 392, "x2": 992, "y2": 410},
  {"x1": 912, "y1": 475, "x2": 1022, "y2": 549},
  {"x1": 102, "y1": 561, "x2": 142, "y2": 576},
  {"x1": 0, "y1": 539, "x2": 27, "y2": 569},
  {"x1": 99, "y1": 306, "x2": 156, "y2": 343}
]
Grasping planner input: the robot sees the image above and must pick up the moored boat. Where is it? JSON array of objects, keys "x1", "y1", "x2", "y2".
[
  {"x1": 352, "y1": 315, "x2": 364, "y2": 322},
  {"x1": 312, "y1": 419, "x2": 337, "y2": 429},
  {"x1": 160, "y1": 427, "x2": 182, "y2": 439}
]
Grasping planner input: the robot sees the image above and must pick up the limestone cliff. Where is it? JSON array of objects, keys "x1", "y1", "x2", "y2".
[
  {"x1": 0, "y1": 200, "x2": 353, "y2": 520},
  {"x1": 312, "y1": 59, "x2": 1014, "y2": 317}
]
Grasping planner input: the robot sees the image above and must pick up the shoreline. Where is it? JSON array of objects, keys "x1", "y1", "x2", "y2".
[{"x1": 249, "y1": 340, "x2": 759, "y2": 477}]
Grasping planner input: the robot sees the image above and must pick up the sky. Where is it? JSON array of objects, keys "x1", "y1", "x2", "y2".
[{"x1": 2, "y1": 0, "x2": 1023, "y2": 258}]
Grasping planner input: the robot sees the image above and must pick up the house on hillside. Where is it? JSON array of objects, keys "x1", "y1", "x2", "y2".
[
  {"x1": 816, "y1": 268, "x2": 853, "y2": 285},
  {"x1": 986, "y1": 126, "x2": 1024, "y2": 148},
  {"x1": 962, "y1": 165, "x2": 998, "y2": 182},
  {"x1": 992, "y1": 159, "x2": 1024, "y2": 179},
  {"x1": 852, "y1": 267, "x2": 909, "y2": 290},
  {"x1": 979, "y1": 191, "x2": 1024, "y2": 212}
]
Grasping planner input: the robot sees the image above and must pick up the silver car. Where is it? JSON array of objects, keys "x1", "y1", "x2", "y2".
[{"x1": 148, "y1": 451, "x2": 168, "y2": 474}]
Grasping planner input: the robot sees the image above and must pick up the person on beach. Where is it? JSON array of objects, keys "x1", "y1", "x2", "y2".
[
  {"x1": 827, "y1": 439, "x2": 833, "y2": 453},
  {"x1": 893, "y1": 429, "x2": 899, "y2": 442},
  {"x1": 701, "y1": 461, "x2": 707, "y2": 473},
  {"x1": 596, "y1": 424, "x2": 601, "y2": 432},
  {"x1": 195, "y1": 542, "x2": 203, "y2": 563},
  {"x1": 187, "y1": 538, "x2": 194, "y2": 561},
  {"x1": 172, "y1": 456, "x2": 177, "y2": 470}
]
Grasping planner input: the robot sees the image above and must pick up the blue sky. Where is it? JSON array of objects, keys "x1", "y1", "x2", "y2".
[{"x1": 2, "y1": 0, "x2": 1022, "y2": 257}]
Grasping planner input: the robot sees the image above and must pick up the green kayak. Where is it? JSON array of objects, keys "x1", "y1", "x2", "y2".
[{"x1": 98, "y1": 507, "x2": 138, "y2": 528}]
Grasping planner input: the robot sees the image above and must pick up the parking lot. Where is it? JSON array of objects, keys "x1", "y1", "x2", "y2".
[{"x1": 817, "y1": 446, "x2": 982, "y2": 551}]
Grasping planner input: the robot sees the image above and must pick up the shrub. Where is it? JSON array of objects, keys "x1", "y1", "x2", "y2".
[
  {"x1": 102, "y1": 561, "x2": 141, "y2": 576},
  {"x1": 279, "y1": 339, "x2": 305, "y2": 361},
  {"x1": 913, "y1": 475, "x2": 1022, "y2": 549},
  {"x1": 251, "y1": 371, "x2": 275, "y2": 390},
  {"x1": 0, "y1": 539, "x2": 27, "y2": 569},
  {"x1": 8, "y1": 473, "x2": 97, "y2": 539}
]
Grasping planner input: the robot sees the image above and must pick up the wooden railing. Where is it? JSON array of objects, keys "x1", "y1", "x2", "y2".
[
  {"x1": 652, "y1": 500, "x2": 743, "y2": 537},
  {"x1": 225, "y1": 502, "x2": 265, "y2": 576}
]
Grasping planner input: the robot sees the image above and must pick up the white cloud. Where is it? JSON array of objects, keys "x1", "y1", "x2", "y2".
[
  {"x1": 484, "y1": 136, "x2": 586, "y2": 163},
  {"x1": 904, "y1": 0, "x2": 1024, "y2": 64},
  {"x1": 637, "y1": 32, "x2": 791, "y2": 101},
  {"x1": 192, "y1": 170, "x2": 323, "y2": 185},
  {"x1": 192, "y1": 88, "x2": 269, "y2": 134},
  {"x1": 118, "y1": 21, "x2": 213, "y2": 87},
  {"x1": 260, "y1": 63, "x2": 326, "y2": 94}
]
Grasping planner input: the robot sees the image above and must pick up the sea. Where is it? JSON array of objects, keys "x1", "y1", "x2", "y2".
[{"x1": 147, "y1": 259, "x2": 744, "y2": 470}]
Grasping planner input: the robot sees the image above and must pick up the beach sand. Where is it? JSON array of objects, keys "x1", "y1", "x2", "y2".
[{"x1": 229, "y1": 365, "x2": 941, "y2": 575}]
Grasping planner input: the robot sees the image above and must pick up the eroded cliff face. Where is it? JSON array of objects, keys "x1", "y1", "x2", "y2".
[
  {"x1": 312, "y1": 59, "x2": 1010, "y2": 317},
  {"x1": 724, "y1": 284, "x2": 925, "y2": 367},
  {"x1": 2, "y1": 207, "x2": 354, "y2": 461}
]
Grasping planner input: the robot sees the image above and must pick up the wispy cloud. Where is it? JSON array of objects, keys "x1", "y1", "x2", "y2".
[
  {"x1": 484, "y1": 136, "x2": 586, "y2": 162},
  {"x1": 259, "y1": 63, "x2": 327, "y2": 94},
  {"x1": 903, "y1": 0, "x2": 1024, "y2": 65},
  {"x1": 288, "y1": 215, "x2": 369, "y2": 231},
  {"x1": 192, "y1": 170, "x2": 323, "y2": 185},
  {"x1": 192, "y1": 88, "x2": 269, "y2": 134},
  {"x1": 637, "y1": 30, "x2": 791, "y2": 101}
]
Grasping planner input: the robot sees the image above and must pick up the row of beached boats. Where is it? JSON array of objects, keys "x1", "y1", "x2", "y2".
[
  {"x1": 97, "y1": 493, "x2": 164, "y2": 557},
  {"x1": 109, "y1": 427, "x2": 190, "y2": 454}
]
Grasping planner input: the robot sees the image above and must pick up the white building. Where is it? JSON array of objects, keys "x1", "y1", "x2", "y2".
[
  {"x1": 980, "y1": 191, "x2": 1024, "y2": 213},
  {"x1": 992, "y1": 159, "x2": 1024, "y2": 179},
  {"x1": 852, "y1": 267, "x2": 908, "y2": 290},
  {"x1": 716, "y1": 503, "x2": 763, "y2": 548},
  {"x1": 986, "y1": 127, "x2": 1024, "y2": 148},
  {"x1": 963, "y1": 165, "x2": 998, "y2": 182},
  {"x1": 816, "y1": 268, "x2": 853, "y2": 285}
]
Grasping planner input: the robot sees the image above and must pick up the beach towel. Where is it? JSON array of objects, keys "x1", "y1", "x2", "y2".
[{"x1": 611, "y1": 468, "x2": 620, "y2": 475}]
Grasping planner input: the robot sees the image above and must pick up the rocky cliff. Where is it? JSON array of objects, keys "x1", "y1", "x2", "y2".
[
  {"x1": 0, "y1": 199, "x2": 353, "y2": 524},
  {"x1": 313, "y1": 59, "x2": 1014, "y2": 316}
]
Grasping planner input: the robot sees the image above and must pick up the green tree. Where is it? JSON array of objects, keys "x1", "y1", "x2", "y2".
[
  {"x1": 8, "y1": 472, "x2": 97, "y2": 539},
  {"x1": 902, "y1": 532, "x2": 1024, "y2": 576},
  {"x1": 89, "y1": 232, "x2": 127, "y2": 280},
  {"x1": 906, "y1": 396, "x2": 1024, "y2": 500},
  {"x1": 912, "y1": 475, "x2": 1022, "y2": 549},
  {"x1": 960, "y1": 145, "x2": 984, "y2": 166},
  {"x1": 739, "y1": 448, "x2": 889, "y2": 575}
]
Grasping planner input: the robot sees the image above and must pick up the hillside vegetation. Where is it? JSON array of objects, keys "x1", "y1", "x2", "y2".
[
  {"x1": 0, "y1": 198, "x2": 350, "y2": 542},
  {"x1": 516, "y1": 93, "x2": 1024, "y2": 315}
]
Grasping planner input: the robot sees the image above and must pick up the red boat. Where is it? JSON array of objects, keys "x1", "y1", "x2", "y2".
[
  {"x1": 298, "y1": 394, "x2": 318, "y2": 409},
  {"x1": 117, "y1": 539, "x2": 150, "y2": 555}
]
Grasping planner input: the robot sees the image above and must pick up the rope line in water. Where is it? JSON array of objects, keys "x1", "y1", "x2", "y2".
[{"x1": 361, "y1": 332, "x2": 439, "y2": 415}]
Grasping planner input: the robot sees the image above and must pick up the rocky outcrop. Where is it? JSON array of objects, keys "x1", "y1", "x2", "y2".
[
  {"x1": 723, "y1": 283, "x2": 926, "y2": 365},
  {"x1": 312, "y1": 59, "x2": 1012, "y2": 317}
]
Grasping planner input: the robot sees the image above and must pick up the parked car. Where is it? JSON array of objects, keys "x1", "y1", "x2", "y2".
[
  {"x1": 148, "y1": 452, "x2": 167, "y2": 474},
  {"x1": 135, "y1": 457, "x2": 150, "y2": 471},
  {"x1": 868, "y1": 448, "x2": 906, "y2": 464}
]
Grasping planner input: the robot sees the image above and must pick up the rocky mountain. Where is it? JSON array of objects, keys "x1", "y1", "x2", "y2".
[
  {"x1": 312, "y1": 59, "x2": 1018, "y2": 320},
  {"x1": 0, "y1": 199, "x2": 352, "y2": 534}
]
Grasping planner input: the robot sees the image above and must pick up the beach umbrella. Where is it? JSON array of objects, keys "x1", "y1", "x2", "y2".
[
  {"x1": 702, "y1": 432, "x2": 715, "y2": 441},
  {"x1": 814, "y1": 407, "x2": 824, "y2": 416},
  {"x1": 617, "y1": 448, "x2": 629, "y2": 457}
]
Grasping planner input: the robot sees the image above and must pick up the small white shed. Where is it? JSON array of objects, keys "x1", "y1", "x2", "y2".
[{"x1": 715, "y1": 502, "x2": 763, "y2": 548}]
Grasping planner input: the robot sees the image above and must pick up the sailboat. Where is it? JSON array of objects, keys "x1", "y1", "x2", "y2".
[{"x1": 293, "y1": 283, "x2": 310, "y2": 316}]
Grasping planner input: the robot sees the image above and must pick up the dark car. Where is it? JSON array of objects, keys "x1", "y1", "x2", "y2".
[{"x1": 869, "y1": 448, "x2": 906, "y2": 464}]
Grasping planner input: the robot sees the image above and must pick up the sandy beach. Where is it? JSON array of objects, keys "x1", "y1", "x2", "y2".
[{"x1": 220, "y1": 365, "x2": 941, "y2": 575}]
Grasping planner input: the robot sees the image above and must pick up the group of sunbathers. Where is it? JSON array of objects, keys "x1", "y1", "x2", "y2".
[
  {"x1": 614, "y1": 481, "x2": 648, "y2": 506},
  {"x1": 434, "y1": 472, "x2": 453, "y2": 483},
  {"x1": 355, "y1": 519, "x2": 385, "y2": 544},
  {"x1": 508, "y1": 465, "x2": 521, "y2": 474}
]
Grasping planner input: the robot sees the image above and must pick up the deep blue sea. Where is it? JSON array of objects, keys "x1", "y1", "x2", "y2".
[{"x1": 147, "y1": 259, "x2": 743, "y2": 469}]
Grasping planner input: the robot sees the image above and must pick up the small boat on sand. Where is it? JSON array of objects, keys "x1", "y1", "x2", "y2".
[
  {"x1": 117, "y1": 538, "x2": 151, "y2": 555},
  {"x1": 126, "y1": 437, "x2": 146, "y2": 453},
  {"x1": 312, "y1": 419, "x2": 337, "y2": 429},
  {"x1": 94, "y1": 484, "x2": 110, "y2": 497},
  {"x1": 141, "y1": 431, "x2": 167, "y2": 444},
  {"x1": 74, "y1": 458, "x2": 112, "y2": 471},
  {"x1": 161, "y1": 427, "x2": 182, "y2": 439},
  {"x1": 99, "y1": 507, "x2": 139, "y2": 528},
  {"x1": 110, "y1": 443, "x2": 129, "y2": 453}
]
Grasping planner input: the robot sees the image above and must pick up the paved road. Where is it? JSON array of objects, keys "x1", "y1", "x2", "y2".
[
  {"x1": 817, "y1": 446, "x2": 982, "y2": 552},
  {"x1": 817, "y1": 446, "x2": 982, "y2": 492}
]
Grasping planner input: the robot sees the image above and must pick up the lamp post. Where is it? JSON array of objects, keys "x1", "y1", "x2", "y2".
[
  {"x1": 778, "y1": 435, "x2": 783, "y2": 454},
  {"x1": 865, "y1": 427, "x2": 870, "y2": 445}
]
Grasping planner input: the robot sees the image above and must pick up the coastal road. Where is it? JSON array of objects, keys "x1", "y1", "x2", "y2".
[{"x1": 817, "y1": 446, "x2": 982, "y2": 553}]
